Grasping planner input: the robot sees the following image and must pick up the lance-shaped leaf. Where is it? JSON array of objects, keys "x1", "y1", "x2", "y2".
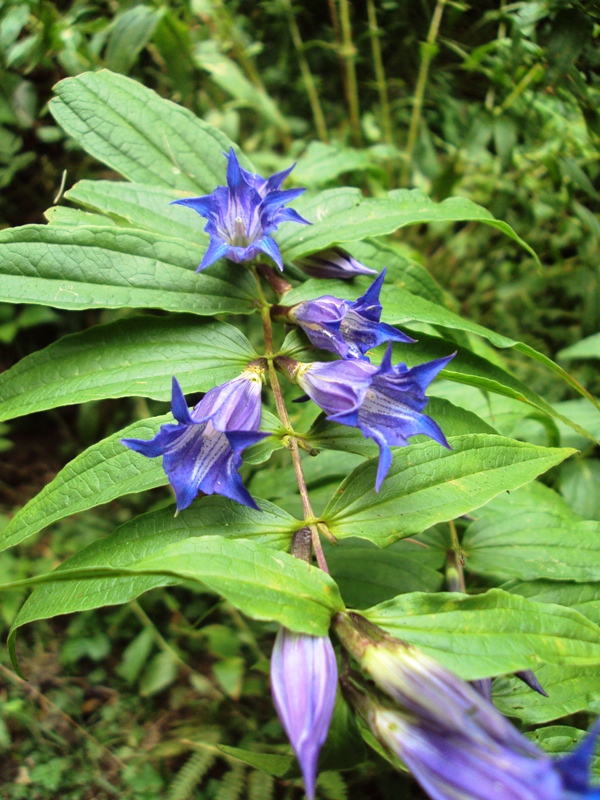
[
  {"x1": 49, "y1": 69, "x2": 254, "y2": 192},
  {"x1": 277, "y1": 189, "x2": 540, "y2": 266},
  {"x1": 8, "y1": 498, "x2": 298, "y2": 670},
  {"x1": 0, "y1": 225, "x2": 258, "y2": 313},
  {"x1": 0, "y1": 412, "x2": 285, "y2": 553},
  {"x1": 321, "y1": 435, "x2": 575, "y2": 546},
  {"x1": 6, "y1": 533, "x2": 340, "y2": 673},
  {"x1": 0, "y1": 315, "x2": 257, "y2": 420},
  {"x1": 362, "y1": 588, "x2": 600, "y2": 679},
  {"x1": 64, "y1": 181, "x2": 207, "y2": 244},
  {"x1": 464, "y1": 496, "x2": 600, "y2": 582},
  {"x1": 507, "y1": 579, "x2": 600, "y2": 627}
]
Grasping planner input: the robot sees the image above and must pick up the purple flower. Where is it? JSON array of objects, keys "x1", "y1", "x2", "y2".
[
  {"x1": 122, "y1": 371, "x2": 268, "y2": 511},
  {"x1": 288, "y1": 344, "x2": 453, "y2": 490},
  {"x1": 293, "y1": 246, "x2": 377, "y2": 280},
  {"x1": 270, "y1": 628, "x2": 338, "y2": 800},
  {"x1": 172, "y1": 148, "x2": 310, "y2": 271},
  {"x1": 290, "y1": 269, "x2": 415, "y2": 359},
  {"x1": 364, "y1": 701, "x2": 562, "y2": 800}
]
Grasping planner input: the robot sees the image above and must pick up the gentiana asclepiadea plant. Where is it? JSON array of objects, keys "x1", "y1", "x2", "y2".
[{"x1": 0, "y1": 71, "x2": 599, "y2": 799}]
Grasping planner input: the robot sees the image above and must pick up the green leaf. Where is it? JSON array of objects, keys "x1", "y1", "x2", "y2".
[
  {"x1": 345, "y1": 237, "x2": 447, "y2": 305},
  {"x1": 50, "y1": 70, "x2": 253, "y2": 192},
  {"x1": 216, "y1": 746, "x2": 293, "y2": 778},
  {"x1": 64, "y1": 181, "x2": 207, "y2": 245},
  {"x1": 132, "y1": 536, "x2": 343, "y2": 634},
  {"x1": 321, "y1": 434, "x2": 574, "y2": 546},
  {"x1": 506, "y1": 579, "x2": 600, "y2": 626},
  {"x1": 0, "y1": 413, "x2": 281, "y2": 553},
  {"x1": 363, "y1": 588, "x2": 600, "y2": 679},
  {"x1": 194, "y1": 41, "x2": 288, "y2": 133},
  {"x1": 0, "y1": 225, "x2": 258, "y2": 313},
  {"x1": 558, "y1": 458, "x2": 600, "y2": 521},
  {"x1": 278, "y1": 189, "x2": 540, "y2": 266},
  {"x1": 9, "y1": 498, "x2": 295, "y2": 659},
  {"x1": 293, "y1": 142, "x2": 372, "y2": 188},
  {"x1": 0, "y1": 415, "x2": 169, "y2": 553},
  {"x1": 105, "y1": 6, "x2": 163, "y2": 75},
  {"x1": 45, "y1": 206, "x2": 119, "y2": 227},
  {"x1": 387, "y1": 334, "x2": 597, "y2": 441},
  {"x1": 494, "y1": 664, "x2": 600, "y2": 724},
  {"x1": 323, "y1": 538, "x2": 443, "y2": 609},
  {"x1": 527, "y1": 726, "x2": 600, "y2": 771},
  {"x1": 0, "y1": 315, "x2": 257, "y2": 420},
  {"x1": 305, "y1": 397, "x2": 496, "y2": 457},
  {"x1": 463, "y1": 482, "x2": 600, "y2": 581},
  {"x1": 558, "y1": 332, "x2": 600, "y2": 361}
]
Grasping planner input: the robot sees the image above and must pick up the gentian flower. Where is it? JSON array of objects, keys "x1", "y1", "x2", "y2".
[
  {"x1": 336, "y1": 613, "x2": 600, "y2": 800},
  {"x1": 289, "y1": 269, "x2": 415, "y2": 359},
  {"x1": 280, "y1": 344, "x2": 453, "y2": 490},
  {"x1": 293, "y1": 246, "x2": 377, "y2": 280},
  {"x1": 172, "y1": 148, "x2": 310, "y2": 271},
  {"x1": 270, "y1": 628, "x2": 338, "y2": 800},
  {"x1": 122, "y1": 370, "x2": 268, "y2": 511}
]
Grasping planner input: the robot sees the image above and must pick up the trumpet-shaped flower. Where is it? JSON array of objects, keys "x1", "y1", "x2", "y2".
[
  {"x1": 290, "y1": 270, "x2": 415, "y2": 359},
  {"x1": 283, "y1": 344, "x2": 453, "y2": 490},
  {"x1": 336, "y1": 613, "x2": 600, "y2": 800},
  {"x1": 122, "y1": 371, "x2": 268, "y2": 511},
  {"x1": 270, "y1": 629, "x2": 338, "y2": 800},
  {"x1": 172, "y1": 148, "x2": 309, "y2": 271},
  {"x1": 293, "y1": 246, "x2": 377, "y2": 280}
]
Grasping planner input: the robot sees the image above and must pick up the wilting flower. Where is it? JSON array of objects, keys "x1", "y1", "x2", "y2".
[
  {"x1": 289, "y1": 270, "x2": 415, "y2": 359},
  {"x1": 270, "y1": 628, "x2": 338, "y2": 800},
  {"x1": 279, "y1": 344, "x2": 453, "y2": 490},
  {"x1": 293, "y1": 246, "x2": 377, "y2": 280},
  {"x1": 172, "y1": 148, "x2": 310, "y2": 271},
  {"x1": 122, "y1": 370, "x2": 268, "y2": 511}
]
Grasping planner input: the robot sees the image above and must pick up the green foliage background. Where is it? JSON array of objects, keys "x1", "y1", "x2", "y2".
[{"x1": 0, "y1": 1, "x2": 599, "y2": 798}]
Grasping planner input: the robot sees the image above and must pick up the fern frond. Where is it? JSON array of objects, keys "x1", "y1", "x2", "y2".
[
  {"x1": 167, "y1": 749, "x2": 216, "y2": 800},
  {"x1": 317, "y1": 771, "x2": 348, "y2": 800},
  {"x1": 248, "y1": 769, "x2": 275, "y2": 800},
  {"x1": 215, "y1": 762, "x2": 246, "y2": 800}
]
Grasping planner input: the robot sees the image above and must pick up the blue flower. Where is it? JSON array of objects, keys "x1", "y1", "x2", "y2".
[
  {"x1": 270, "y1": 628, "x2": 338, "y2": 800},
  {"x1": 555, "y1": 718, "x2": 600, "y2": 798},
  {"x1": 336, "y1": 612, "x2": 563, "y2": 800},
  {"x1": 293, "y1": 246, "x2": 378, "y2": 280},
  {"x1": 172, "y1": 148, "x2": 310, "y2": 271},
  {"x1": 287, "y1": 344, "x2": 453, "y2": 490},
  {"x1": 290, "y1": 269, "x2": 415, "y2": 359},
  {"x1": 122, "y1": 371, "x2": 268, "y2": 511}
]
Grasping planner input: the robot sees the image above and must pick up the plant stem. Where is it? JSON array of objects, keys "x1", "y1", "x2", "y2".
[
  {"x1": 367, "y1": 0, "x2": 392, "y2": 145},
  {"x1": 338, "y1": 0, "x2": 362, "y2": 147},
  {"x1": 283, "y1": 0, "x2": 329, "y2": 142},
  {"x1": 446, "y1": 519, "x2": 465, "y2": 592},
  {"x1": 256, "y1": 281, "x2": 329, "y2": 574},
  {"x1": 401, "y1": 0, "x2": 446, "y2": 185}
]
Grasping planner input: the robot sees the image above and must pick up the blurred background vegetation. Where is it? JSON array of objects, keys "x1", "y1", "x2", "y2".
[{"x1": 1, "y1": 0, "x2": 599, "y2": 797}]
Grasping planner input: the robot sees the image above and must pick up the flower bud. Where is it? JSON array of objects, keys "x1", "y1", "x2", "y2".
[
  {"x1": 293, "y1": 247, "x2": 377, "y2": 280},
  {"x1": 270, "y1": 628, "x2": 338, "y2": 800}
]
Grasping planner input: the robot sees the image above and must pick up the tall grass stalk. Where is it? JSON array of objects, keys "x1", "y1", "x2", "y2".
[
  {"x1": 338, "y1": 0, "x2": 362, "y2": 147},
  {"x1": 401, "y1": 0, "x2": 446, "y2": 185},
  {"x1": 367, "y1": 0, "x2": 392, "y2": 145},
  {"x1": 283, "y1": 0, "x2": 329, "y2": 142}
]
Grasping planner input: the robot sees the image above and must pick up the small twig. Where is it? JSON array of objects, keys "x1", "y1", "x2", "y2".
[{"x1": 446, "y1": 519, "x2": 465, "y2": 593}]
